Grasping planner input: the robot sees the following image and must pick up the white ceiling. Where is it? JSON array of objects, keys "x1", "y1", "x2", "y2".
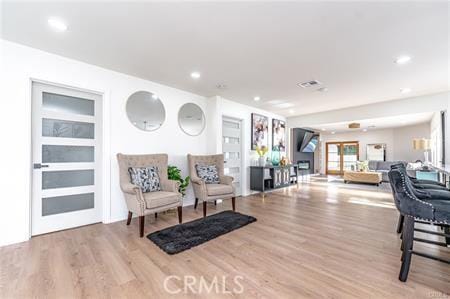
[
  {"x1": 309, "y1": 112, "x2": 433, "y2": 134},
  {"x1": 2, "y1": 2, "x2": 449, "y2": 116}
]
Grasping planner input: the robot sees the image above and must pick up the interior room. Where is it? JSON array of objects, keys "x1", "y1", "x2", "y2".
[{"x1": 0, "y1": 1, "x2": 449, "y2": 298}]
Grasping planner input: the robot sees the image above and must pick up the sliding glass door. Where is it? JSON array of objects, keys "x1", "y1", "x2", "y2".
[{"x1": 326, "y1": 141, "x2": 359, "y2": 175}]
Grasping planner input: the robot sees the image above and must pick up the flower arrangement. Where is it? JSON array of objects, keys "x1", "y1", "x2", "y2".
[{"x1": 255, "y1": 145, "x2": 268, "y2": 157}]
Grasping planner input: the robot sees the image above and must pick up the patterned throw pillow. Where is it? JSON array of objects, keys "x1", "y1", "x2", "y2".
[
  {"x1": 128, "y1": 166, "x2": 161, "y2": 192},
  {"x1": 196, "y1": 164, "x2": 219, "y2": 184}
]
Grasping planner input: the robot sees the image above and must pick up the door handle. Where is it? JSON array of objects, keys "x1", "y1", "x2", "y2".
[{"x1": 33, "y1": 163, "x2": 49, "y2": 169}]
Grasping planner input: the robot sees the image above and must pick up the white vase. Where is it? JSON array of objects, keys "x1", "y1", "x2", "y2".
[{"x1": 259, "y1": 156, "x2": 265, "y2": 167}]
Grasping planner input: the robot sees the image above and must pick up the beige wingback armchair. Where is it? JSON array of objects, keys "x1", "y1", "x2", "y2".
[
  {"x1": 187, "y1": 154, "x2": 235, "y2": 217},
  {"x1": 117, "y1": 153, "x2": 182, "y2": 237}
]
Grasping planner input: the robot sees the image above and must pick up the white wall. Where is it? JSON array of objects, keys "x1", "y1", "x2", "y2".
[
  {"x1": 0, "y1": 39, "x2": 208, "y2": 246},
  {"x1": 430, "y1": 112, "x2": 443, "y2": 165},
  {"x1": 0, "y1": 39, "x2": 285, "y2": 247},
  {"x1": 393, "y1": 123, "x2": 430, "y2": 162},
  {"x1": 318, "y1": 123, "x2": 430, "y2": 174},
  {"x1": 207, "y1": 96, "x2": 286, "y2": 196}
]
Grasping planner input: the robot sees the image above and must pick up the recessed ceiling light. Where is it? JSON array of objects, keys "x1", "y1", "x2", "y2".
[
  {"x1": 48, "y1": 18, "x2": 67, "y2": 32},
  {"x1": 362, "y1": 128, "x2": 368, "y2": 132},
  {"x1": 321, "y1": 128, "x2": 326, "y2": 131},
  {"x1": 190, "y1": 72, "x2": 201, "y2": 79},
  {"x1": 254, "y1": 96, "x2": 260, "y2": 102},
  {"x1": 289, "y1": 109, "x2": 295, "y2": 114},
  {"x1": 395, "y1": 56, "x2": 411, "y2": 65},
  {"x1": 331, "y1": 131, "x2": 336, "y2": 134},
  {"x1": 400, "y1": 88, "x2": 412, "y2": 94}
]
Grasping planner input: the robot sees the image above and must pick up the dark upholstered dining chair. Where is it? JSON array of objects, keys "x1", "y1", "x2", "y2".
[{"x1": 388, "y1": 169, "x2": 450, "y2": 282}]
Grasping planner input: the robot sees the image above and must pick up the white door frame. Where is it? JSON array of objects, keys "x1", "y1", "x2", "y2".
[
  {"x1": 222, "y1": 115, "x2": 244, "y2": 197},
  {"x1": 29, "y1": 78, "x2": 111, "y2": 238}
]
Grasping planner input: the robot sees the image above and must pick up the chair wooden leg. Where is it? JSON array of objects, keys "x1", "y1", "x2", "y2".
[
  {"x1": 178, "y1": 206, "x2": 182, "y2": 224},
  {"x1": 445, "y1": 226, "x2": 450, "y2": 246},
  {"x1": 194, "y1": 198, "x2": 198, "y2": 209},
  {"x1": 203, "y1": 201, "x2": 207, "y2": 218},
  {"x1": 397, "y1": 214, "x2": 404, "y2": 234},
  {"x1": 139, "y1": 216, "x2": 145, "y2": 238},
  {"x1": 399, "y1": 216, "x2": 414, "y2": 282},
  {"x1": 232, "y1": 197, "x2": 236, "y2": 211},
  {"x1": 126, "y1": 211, "x2": 132, "y2": 225},
  {"x1": 155, "y1": 213, "x2": 158, "y2": 219}
]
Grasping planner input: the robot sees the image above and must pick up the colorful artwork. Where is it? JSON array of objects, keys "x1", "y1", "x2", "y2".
[
  {"x1": 251, "y1": 113, "x2": 269, "y2": 150},
  {"x1": 272, "y1": 119, "x2": 286, "y2": 151}
]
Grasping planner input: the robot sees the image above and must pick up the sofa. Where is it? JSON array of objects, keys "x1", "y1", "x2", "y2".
[{"x1": 368, "y1": 160, "x2": 407, "y2": 182}]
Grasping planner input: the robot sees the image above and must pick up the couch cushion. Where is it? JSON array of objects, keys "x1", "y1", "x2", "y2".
[
  {"x1": 143, "y1": 191, "x2": 180, "y2": 209},
  {"x1": 196, "y1": 164, "x2": 220, "y2": 184},
  {"x1": 128, "y1": 166, "x2": 161, "y2": 192},
  {"x1": 206, "y1": 184, "x2": 233, "y2": 196},
  {"x1": 368, "y1": 160, "x2": 378, "y2": 171}
]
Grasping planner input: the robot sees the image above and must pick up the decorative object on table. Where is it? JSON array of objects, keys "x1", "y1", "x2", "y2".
[
  {"x1": 167, "y1": 165, "x2": 190, "y2": 196},
  {"x1": 271, "y1": 146, "x2": 281, "y2": 166},
  {"x1": 255, "y1": 145, "x2": 269, "y2": 166},
  {"x1": 126, "y1": 91, "x2": 165, "y2": 131},
  {"x1": 147, "y1": 211, "x2": 257, "y2": 255},
  {"x1": 251, "y1": 113, "x2": 269, "y2": 150},
  {"x1": 272, "y1": 119, "x2": 286, "y2": 151},
  {"x1": 413, "y1": 138, "x2": 431, "y2": 166},
  {"x1": 367, "y1": 143, "x2": 386, "y2": 161},
  {"x1": 280, "y1": 156, "x2": 288, "y2": 166}
]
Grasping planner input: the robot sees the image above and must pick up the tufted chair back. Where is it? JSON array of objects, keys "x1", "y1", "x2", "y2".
[
  {"x1": 388, "y1": 169, "x2": 434, "y2": 221},
  {"x1": 187, "y1": 154, "x2": 225, "y2": 180},
  {"x1": 117, "y1": 153, "x2": 169, "y2": 189}
]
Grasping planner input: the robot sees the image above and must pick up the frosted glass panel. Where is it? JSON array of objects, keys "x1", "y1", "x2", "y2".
[
  {"x1": 223, "y1": 120, "x2": 240, "y2": 129},
  {"x1": 43, "y1": 92, "x2": 95, "y2": 116},
  {"x1": 42, "y1": 145, "x2": 94, "y2": 163},
  {"x1": 42, "y1": 170, "x2": 94, "y2": 189},
  {"x1": 42, "y1": 193, "x2": 94, "y2": 216},
  {"x1": 42, "y1": 118, "x2": 95, "y2": 139}
]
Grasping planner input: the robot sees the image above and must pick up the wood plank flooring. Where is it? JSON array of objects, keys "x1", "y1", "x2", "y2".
[{"x1": 1, "y1": 178, "x2": 449, "y2": 298}]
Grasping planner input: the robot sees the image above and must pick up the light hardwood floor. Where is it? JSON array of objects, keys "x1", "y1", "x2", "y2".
[{"x1": 1, "y1": 179, "x2": 449, "y2": 298}]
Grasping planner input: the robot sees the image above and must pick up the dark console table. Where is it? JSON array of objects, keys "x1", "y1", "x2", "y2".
[{"x1": 250, "y1": 164, "x2": 298, "y2": 194}]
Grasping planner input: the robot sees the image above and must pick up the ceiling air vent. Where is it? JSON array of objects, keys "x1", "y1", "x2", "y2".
[{"x1": 298, "y1": 80, "x2": 322, "y2": 88}]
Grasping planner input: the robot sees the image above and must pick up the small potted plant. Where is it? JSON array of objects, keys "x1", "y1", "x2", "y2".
[
  {"x1": 168, "y1": 165, "x2": 190, "y2": 196},
  {"x1": 255, "y1": 145, "x2": 269, "y2": 166}
]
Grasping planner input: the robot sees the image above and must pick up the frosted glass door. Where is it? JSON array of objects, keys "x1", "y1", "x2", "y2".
[
  {"x1": 31, "y1": 82, "x2": 102, "y2": 236},
  {"x1": 222, "y1": 117, "x2": 242, "y2": 196}
]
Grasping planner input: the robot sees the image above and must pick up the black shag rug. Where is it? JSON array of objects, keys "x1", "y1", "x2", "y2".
[{"x1": 147, "y1": 210, "x2": 257, "y2": 255}]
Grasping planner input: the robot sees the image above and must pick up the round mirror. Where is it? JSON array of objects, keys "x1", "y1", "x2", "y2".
[
  {"x1": 178, "y1": 103, "x2": 206, "y2": 136},
  {"x1": 126, "y1": 91, "x2": 165, "y2": 131}
]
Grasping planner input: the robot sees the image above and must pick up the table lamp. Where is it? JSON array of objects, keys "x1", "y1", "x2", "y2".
[{"x1": 413, "y1": 138, "x2": 431, "y2": 166}]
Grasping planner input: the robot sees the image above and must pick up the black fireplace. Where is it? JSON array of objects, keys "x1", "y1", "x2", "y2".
[
  {"x1": 297, "y1": 160, "x2": 311, "y2": 170},
  {"x1": 292, "y1": 128, "x2": 315, "y2": 175}
]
